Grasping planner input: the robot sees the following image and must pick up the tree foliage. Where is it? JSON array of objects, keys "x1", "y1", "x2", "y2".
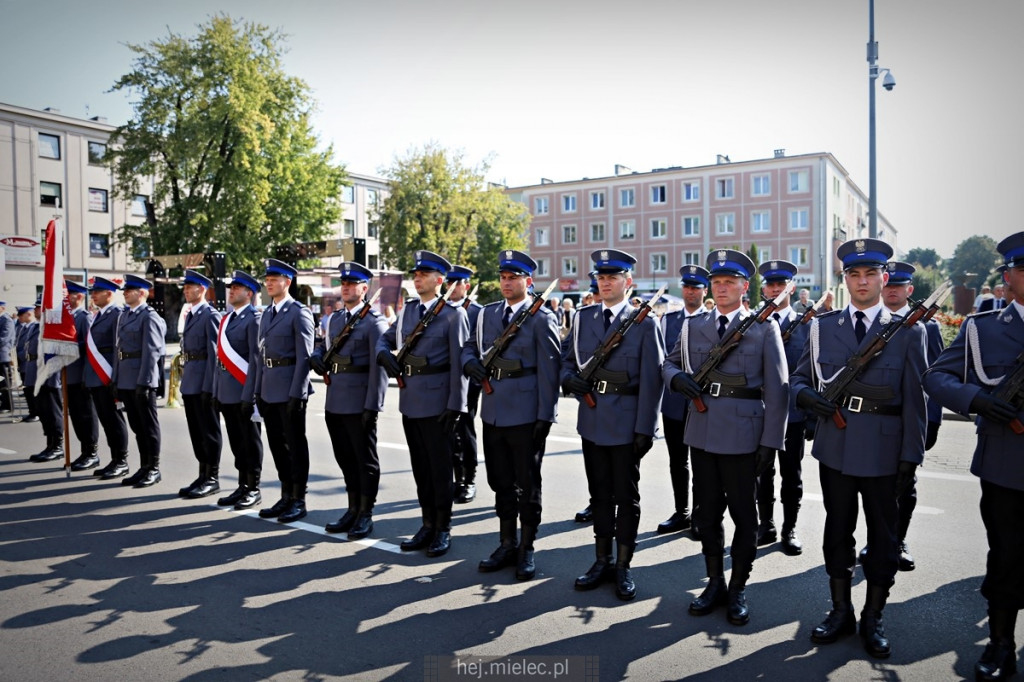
[
  {"x1": 376, "y1": 144, "x2": 529, "y2": 302},
  {"x1": 905, "y1": 247, "x2": 943, "y2": 271},
  {"x1": 945, "y1": 235, "x2": 1000, "y2": 289},
  {"x1": 106, "y1": 14, "x2": 345, "y2": 271}
]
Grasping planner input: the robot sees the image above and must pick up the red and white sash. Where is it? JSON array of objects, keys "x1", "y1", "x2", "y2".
[
  {"x1": 86, "y1": 325, "x2": 112, "y2": 385},
  {"x1": 217, "y1": 312, "x2": 248, "y2": 384}
]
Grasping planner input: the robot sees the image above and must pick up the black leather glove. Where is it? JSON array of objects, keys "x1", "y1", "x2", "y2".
[
  {"x1": 377, "y1": 350, "x2": 402, "y2": 379},
  {"x1": 633, "y1": 433, "x2": 654, "y2": 459},
  {"x1": 533, "y1": 420, "x2": 552, "y2": 451},
  {"x1": 309, "y1": 355, "x2": 328, "y2": 375},
  {"x1": 755, "y1": 445, "x2": 776, "y2": 476},
  {"x1": 463, "y1": 358, "x2": 489, "y2": 383},
  {"x1": 970, "y1": 391, "x2": 1017, "y2": 425},
  {"x1": 287, "y1": 397, "x2": 306, "y2": 416},
  {"x1": 240, "y1": 401, "x2": 255, "y2": 420},
  {"x1": 135, "y1": 384, "x2": 151, "y2": 401},
  {"x1": 361, "y1": 409, "x2": 378, "y2": 428},
  {"x1": 670, "y1": 372, "x2": 702, "y2": 399},
  {"x1": 797, "y1": 388, "x2": 837, "y2": 419},
  {"x1": 561, "y1": 373, "x2": 592, "y2": 396},
  {"x1": 925, "y1": 421, "x2": 940, "y2": 451},
  {"x1": 895, "y1": 461, "x2": 918, "y2": 497},
  {"x1": 438, "y1": 408, "x2": 463, "y2": 434}
]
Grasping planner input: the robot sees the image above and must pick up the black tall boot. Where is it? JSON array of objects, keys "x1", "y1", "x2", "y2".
[
  {"x1": 188, "y1": 462, "x2": 220, "y2": 498},
  {"x1": 136, "y1": 449, "x2": 161, "y2": 487},
  {"x1": 122, "y1": 451, "x2": 147, "y2": 486},
  {"x1": 575, "y1": 537, "x2": 614, "y2": 591},
  {"x1": 516, "y1": 525, "x2": 537, "y2": 581},
  {"x1": 756, "y1": 480, "x2": 777, "y2": 546},
  {"x1": 781, "y1": 502, "x2": 803, "y2": 556},
  {"x1": 859, "y1": 583, "x2": 891, "y2": 659},
  {"x1": 811, "y1": 577, "x2": 856, "y2": 643},
  {"x1": 480, "y1": 518, "x2": 519, "y2": 572},
  {"x1": 71, "y1": 443, "x2": 100, "y2": 471},
  {"x1": 975, "y1": 607, "x2": 1018, "y2": 681},
  {"x1": 348, "y1": 495, "x2": 375, "y2": 540},
  {"x1": 727, "y1": 565, "x2": 752, "y2": 625},
  {"x1": 327, "y1": 490, "x2": 359, "y2": 533},
  {"x1": 31, "y1": 434, "x2": 63, "y2": 462},
  {"x1": 234, "y1": 471, "x2": 262, "y2": 509},
  {"x1": 689, "y1": 554, "x2": 728, "y2": 615},
  {"x1": 426, "y1": 509, "x2": 452, "y2": 557},
  {"x1": 456, "y1": 464, "x2": 476, "y2": 504},
  {"x1": 179, "y1": 463, "x2": 205, "y2": 497},
  {"x1": 615, "y1": 542, "x2": 636, "y2": 601},
  {"x1": 278, "y1": 483, "x2": 307, "y2": 523},
  {"x1": 101, "y1": 451, "x2": 130, "y2": 480},
  {"x1": 896, "y1": 510, "x2": 915, "y2": 571}
]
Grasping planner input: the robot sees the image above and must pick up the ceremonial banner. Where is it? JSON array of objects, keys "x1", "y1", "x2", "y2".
[{"x1": 36, "y1": 218, "x2": 79, "y2": 387}]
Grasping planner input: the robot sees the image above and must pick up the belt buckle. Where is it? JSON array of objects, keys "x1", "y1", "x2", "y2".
[
  {"x1": 846, "y1": 395, "x2": 863, "y2": 413},
  {"x1": 404, "y1": 364, "x2": 413, "y2": 377},
  {"x1": 709, "y1": 382, "x2": 721, "y2": 398},
  {"x1": 331, "y1": 363, "x2": 339, "y2": 374},
  {"x1": 493, "y1": 367, "x2": 504, "y2": 381},
  {"x1": 264, "y1": 358, "x2": 273, "y2": 368},
  {"x1": 595, "y1": 380, "x2": 608, "y2": 394}
]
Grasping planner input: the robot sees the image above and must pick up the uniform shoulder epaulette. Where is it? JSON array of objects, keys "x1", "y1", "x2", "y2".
[
  {"x1": 577, "y1": 303, "x2": 598, "y2": 312},
  {"x1": 365, "y1": 308, "x2": 381, "y2": 318},
  {"x1": 537, "y1": 304, "x2": 556, "y2": 317},
  {"x1": 816, "y1": 309, "x2": 843, "y2": 319},
  {"x1": 291, "y1": 300, "x2": 306, "y2": 309}
]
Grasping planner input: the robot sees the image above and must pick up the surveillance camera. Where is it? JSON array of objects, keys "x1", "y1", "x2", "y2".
[{"x1": 882, "y1": 72, "x2": 896, "y2": 91}]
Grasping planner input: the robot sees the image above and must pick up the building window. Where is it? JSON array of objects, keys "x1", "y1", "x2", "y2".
[
  {"x1": 562, "y1": 194, "x2": 577, "y2": 213},
  {"x1": 38, "y1": 133, "x2": 60, "y2": 159},
  {"x1": 789, "y1": 246, "x2": 809, "y2": 267},
  {"x1": 650, "y1": 185, "x2": 666, "y2": 204},
  {"x1": 88, "y1": 188, "x2": 108, "y2": 213},
  {"x1": 535, "y1": 197, "x2": 549, "y2": 214},
  {"x1": 535, "y1": 258, "x2": 548, "y2": 277},
  {"x1": 342, "y1": 219, "x2": 354, "y2": 237},
  {"x1": 651, "y1": 253, "x2": 668, "y2": 273},
  {"x1": 89, "y1": 233, "x2": 110, "y2": 258},
  {"x1": 366, "y1": 188, "x2": 378, "y2": 206},
  {"x1": 682, "y1": 216, "x2": 700, "y2": 237},
  {"x1": 619, "y1": 188, "x2": 635, "y2": 208},
  {"x1": 682, "y1": 181, "x2": 700, "y2": 202},
  {"x1": 590, "y1": 191, "x2": 605, "y2": 209},
  {"x1": 789, "y1": 208, "x2": 809, "y2": 230},
  {"x1": 833, "y1": 177, "x2": 841, "y2": 196},
  {"x1": 715, "y1": 213, "x2": 735, "y2": 235},
  {"x1": 536, "y1": 227, "x2": 549, "y2": 246},
  {"x1": 789, "y1": 170, "x2": 809, "y2": 193},
  {"x1": 563, "y1": 224, "x2": 577, "y2": 244},
  {"x1": 131, "y1": 194, "x2": 148, "y2": 217},
  {"x1": 619, "y1": 219, "x2": 635, "y2": 240},
  {"x1": 562, "y1": 257, "x2": 578, "y2": 276},
  {"x1": 40, "y1": 181, "x2": 62, "y2": 207},
  {"x1": 132, "y1": 238, "x2": 150, "y2": 260},
  {"x1": 590, "y1": 223, "x2": 605, "y2": 242},
  {"x1": 752, "y1": 174, "x2": 770, "y2": 197},
  {"x1": 368, "y1": 254, "x2": 379, "y2": 269},
  {"x1": 651, "y1": 218, "x2": 667, "y2": 239},
  {"x1": 716, "y1": 177, "x2": 734, "y2": 199},
  {"x1": 683, "y1": 251, "x2": 701, "y2": 266},
  {"x1": 87, "y1": 141, "x2": 106, "y2": 165},
  {"x1": 759, "y1": 246, "x2": 772, "y2": 262},
  {"x1": 368, "y1": 222, "x2": 379, "y2": 238},
  {"x1": 751, "y1": 210, "x2": 771, "y2": 233},
  {"x1": 341, "y1": 185, "x2": 354, "y2": 203}
]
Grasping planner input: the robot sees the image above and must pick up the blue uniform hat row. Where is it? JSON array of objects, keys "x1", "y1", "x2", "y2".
[
  {"x1": 228, "y1": 270, "x2": 261, "y2": 293},
  {"x1": 90, "y1": 276, "x2": 120, "y2": 292},
  {"x1": 757, "y1": 259, "x2": 798, "y2": 282},
  {"x1": 498, "y1": 250, "x2": 537, "y2": 275},
  {"x1": 446, "y1": 265, "x2": 474, "y2": 280},
  {"x1": 64, "y1": 280, "x2": 89, "y2": 294},
  {"x1": 264, "y1": 258, "x2": 298, "y2": 279},
  {"x1": 707, "y1": 249, "x2": 756, "y2": 279},
  {"x1": 408, "y1": 250, "x2": 451, "y2": 276},
  {"x1": 122, "y1": 273, "x2": 153, "y2": 290},
  {"x1": 837, "y1": 238, "x2": 893, "y2": 270},
  {"x1": 679, "y1": 265, "x2": 710, "y2": 288},
  {"x1": 338, "y1": 261, "x2": 373, "y2": 282},
  {"x1": 998, "y1": 231, "x2": 1024, "y2": 268},
  {"x1": 885, "y1": 261, "x2": 916, "y2": 284},
  {"x1": 591, "y1": 249, "x2": 636, "y2": 273},
  {"x1": 182, "y1": 269, "x2": 212, "y2": 288}
]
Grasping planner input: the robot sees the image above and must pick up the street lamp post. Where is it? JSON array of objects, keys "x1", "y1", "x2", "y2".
[{"x1": 867, "y1": 0, "x2": 895, "y2": 240}]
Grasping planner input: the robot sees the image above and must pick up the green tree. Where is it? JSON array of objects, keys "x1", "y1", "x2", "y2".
[
  {"x1": 747, "y1": 244, "x2": 763, "y2": 307},
  {"x1": 945, "y1": 235, "x2": 1000, "y2": 290},
  {"x1": 107, "y1": 15, "x2": 345, "y2": 271},
  {"x1": 376, "y1": 144, "x2": 529, "y2": 302},
  {"x1": 905, "y1": 247, "x2": 943, "y2": 271}
]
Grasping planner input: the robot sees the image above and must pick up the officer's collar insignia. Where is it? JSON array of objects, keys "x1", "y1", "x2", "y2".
[{"x1": 837, "y1": 316, "x2": 845, "y2": 326}]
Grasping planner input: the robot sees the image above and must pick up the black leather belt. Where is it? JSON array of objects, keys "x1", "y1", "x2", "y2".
[
  {"x1": 704, "y1": 384, "x2": 761, "y2": 400},
  {"x1": 838, "y1": 394, "x2": 902, "y2": 416},
  {"x1": 331, "y1": 363, "x2": 370, "y2": 374},
  {"x1": 403, "y1": 363, "x2": 450, "y2": 376},
  {"x1": 27, "y1": 354, "x2": 38, "y2": 361},
  {"x1": 594, "y1": 380, "x2": 639, "y2": 396},
  {"x1": 118, "y1": 351, "x2": 141, "y2": 360},
  {"x1": 263, "y1": 357, "x2": 295, "y2": 368},
  {"x1": 183, "y1": 351, "x2": 208, "y2": 362},
  {"x1": 491, "y1": 366, "x2": 537, "y2": 381},
  {"x1": 97, "y1": 346, "x2": 113, "y2": 353}
]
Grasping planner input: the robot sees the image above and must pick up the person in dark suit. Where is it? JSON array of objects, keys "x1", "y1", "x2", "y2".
[
  {"x1": 657, "y1": 265, "x2": 709, "y2": 536},
  {"x1": 977, "y1": 283, "x2": 1007, "y2": 312},
  {"x1": 63, "y1": 281, "x2": 100, "y2": 471},
  {"x1": 177, "y1": 270, "x2": 224, "y2": 499},
  {"x1": 562, "y1": 249, "x2": 664, "y2": 601},
  {"x1": 462, "y1": 250, "x2": 560, "y2": 580},
  {"x1": 114, "y1": 275, "x2": 167, "y2": 487},
  {"x1": 310, "y1": 262, "x2": 388, "y2": 539},
  {"x1": 85, "y1": 277, "x2": 130, "y2": 479},
  {"x1": 924, "y1": 232, "x2": 1024, "y2": 682},
  {"x1": 664, "y1": 250, "x2": 788, "y2": 625},
  {"x1": 212, "y1": 271, "x2": 264, "y2": 510},
  {"x1": 792, "y1": 239, "x2": 927, "y2": 659},
  {"x1": 25, "y1": 299, "x2": 64, "y2": 461},
  {"x1": 14, "y1": 306, "x2": 38, "y2": 422},
  {"x1": 447, "y1": 265, "x2": 482, "y2": 504},
  {"x1": 252, "y1": 259, "x2": 315, "y2": 524}
]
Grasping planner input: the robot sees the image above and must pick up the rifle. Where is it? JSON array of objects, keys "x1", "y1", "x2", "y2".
[
  {"x1": 819, "y1": 284, "x2": 948, "y2": 429},
  {"x1": 690, "y1": 282, "x2": 794, "y2": 413},
  {"x1": 393, "y1": 284, "x2": 456, "y2": 388},
  {"x1": 577, "y1": 284, "x2": 666, "y2": 408},
  {"x1": 781, "y1": 290, "x2": 830, "y2": 344},
  {"x1": 321, "y1": 288, "x2": 383, "y2": 386},
  {"x1": 461, "y1": 284, "x2": 479, "y2": 310},
  {"x1": 914, "y1": 280, "x2": 953, "y2": 323},
  {"x1": 478, "y1": 279, "x2": 560, "y2": 395},
  {"x1": 992, "y1": 351, "x2": 1024, "y2": 435}
]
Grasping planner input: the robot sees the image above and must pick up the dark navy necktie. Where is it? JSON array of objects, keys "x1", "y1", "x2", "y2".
[
  {"x1": 418, "y1": 304, "x2": 426, "y2": 320},
  {"x1": 717, "y1": 315, "x2": 728, "y2": 339},
  {"x1": 502, "y1": 306, "x2": 512, "y2": 327},
  {"x1": 603, "y1": 309, "x2": 613, "y2": 332},
  {"x1": 854, "y1": 311, "x2": 866, "y2": 344}
]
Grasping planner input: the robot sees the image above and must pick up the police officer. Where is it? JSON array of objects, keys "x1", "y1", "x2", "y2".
[
  {"x1": 376, "y1": 250, "x2": 468, "y2": 558},
  {"x1": 664, "y1": 249, "x2": 787, "y2": 625},
  {"x1": 562, "y1": 249, "x2": 664, "y2": 601},
  {"x1": 792, "y1": 238, "x2": 927, "y2": 659},
  {"x1": 447, "y1": 265, "x2": 482, "y2": 504},
  {"x1": 85, "y1": 277, "x2": 131, "y2": 480},
  {"x1": 657, "y1": 265, "x2": 709, "y2": 536},
  {"x1": 573, "y1": 272, "x2": 602, "y2": 526},
  {"x1": 462, "y1": 250, "x2": 560, "y2": 580},
  {"x1": 14, "y1": 306, "x2": 38, "y2": 422},
  {"x1": 115, "y1": 274, "x2": 168, "y2": 488},
  {"x1": 310, "y1": 262, "x2": 388, "y2": 539},
  {"x1": 26, "y1": 299, "x2": 65, "y2": 462},
  {"x1": 63, "y1": 281, "x2": 101, "y2": 471},
  {"x1": 923, "y1": 232, "x2": 1024, "y2": 681},
  {"x1": 213, "y1": 271, "x2": 264, "y2": 510},
  {"x1": 177, "y1": 270, "x2": 224, "y2": 499},
  {"x1": 755, "y1": 260, "x2": 808, "y2": 555},
  {"x1": 252, "y1": 259, "x2": 315, "y2": 524}
]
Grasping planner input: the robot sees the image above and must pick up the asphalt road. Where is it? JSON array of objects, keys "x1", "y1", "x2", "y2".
[{"x1": 0, "y1": 383, "x2": 1015, "y2": 682}]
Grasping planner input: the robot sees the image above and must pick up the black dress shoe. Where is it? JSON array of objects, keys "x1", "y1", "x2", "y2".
[
  {"x1": 479, "y1": 543, "x2": 519, "y2": 572},
  {"x1": 859, "y1": 611, "x2": 891, "y2": 659},
  {"x1": 134, "y1": 468, "x2": 162, "y2": 488},
  {"x1": 858, "y1": 546, "x2": 869, "y2": 564},
  {"x1": 234, "y1": 488, "x2": 262, "y2": 509},
  {"x1": 347, "y1": 514, "x2": 374, "y2": 540},
  {"x1": 657, "y1": 512, "x2": 692, "y2": 534},
  {"x1": 811, "y1": 608, "x2": 856, "y2": 644},
  {"x1": 401, "y1": 526, "x2": 435, "y2": 551},
  {"x1": 897, "y1": 541, "x2": 915, "y2": 571},
  {"x1": 325, "y1": 509, "x2": 357, "y2": 533},
  {"x1": 102, "y1": 462, "x2": 130, "y2": 480},
  {"x1": 93, "y1": 461, "x2": 113, "y2": 477},
  {"x1": 277, "y1": 499, "x2": 307, "y2": 523},
  {"x1": 756, "y1": 522, "x2": 777, "y2": 546},
  {"x1": 727, "y1": 588, "x2": 750, "y2": 625},
  {"x1": 574, "y1": 558, "x2": 614, "y2": 591},
  {"x1": 20, "y1": 415, "x2": 39, "y2": 423},
  {"x1": 122, "y1": 468, "x2": 146, "y2": 486},
  {"x1": 454, "y1": 483, "x2": 476, "y2": 504},
  {"x1": 574, "y1": 505, "x2": 593, "y2": 523},
  {"x1": 186, "y1": 477, "x2": 220, "y2": 499},
  {"x1": 975, "y1": 640, "x2": 1018, "y2": 680},
  {"x1": 70, "y1": 454, "x2": 100, "y2": 471},
  {"x1": 516, "y1": 548, "x2": 535, "y2": 581},
  {"x1": 426, "y1": 530, "x2": 451, "y2": 557},
  {"x1": 258, "y1": 497, "x2": 293, "y2": 518},
  {"x1": 616, "y1": 567, "x2": 636, "y2": 601},
  {"x1": 217, "y1": 485, "x2": 248, "y2": 507},
  {"x1": 689, "y1": 577, "x2": 728, "y2": 615},
  {"x1": 178, "y1": 476, "x2": 203, "y2": 497},
  {"x1": 781, "y1": 527, "x2": 803, "y2": 556}
]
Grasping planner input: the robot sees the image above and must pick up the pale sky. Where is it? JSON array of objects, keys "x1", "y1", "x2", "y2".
[{"x1": 2, "y1": 0, "x2": 1019, "y2": 259}]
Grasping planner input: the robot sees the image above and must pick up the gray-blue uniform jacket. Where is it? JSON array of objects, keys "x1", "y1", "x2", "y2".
[
  {"x1": 923, "y1": 306, "x2": 1024, "y2": 491},
  {"x1": 15, "y1": 321, "x2": 31, "y2": 377},
  {"x1": 114, "y1": 303, "x2": 167, "y2": 390},
  {"x1": 660, "y1": 308, "x2": 706, "y2": 423},
  {"x1": 377, "y1": 298, "x2": 468, "y2": 419},
  {"x1": 925, "y1": 319, "x2": 944, "y2": 424},
  {"x1": 0, "y1": 313, "x2": 13, "y2": 363},
  {"x1": 462, "y1": 301, "x2": 560, "y2": 427},
  {"x1": 561, "y1": 303, "x2": 664, "y2": 446},
  {"x1": 180, "y1": 302, "x2": 221, "y2": 396},
  {"x1": 212, "y1": 304, "x2": 261, "y2": 405},
  {"x1": 253, "y1": 298, "x2": 314, "y2": 404},
  {"x1": 791, "y1": 307, "x2": 927, "y2": 476},
  {"x1": 84, "y1": 305, "x2": 121, "y2": 388},
  {"x1": 777, "y1": 307, "x2": 812, "y2": 422},
  {"x1": 664, "y1": 308, "x2": 788, "y2": 454},
  {"x1": 22, "y1": 322, "x2": 58, "y2": 389},
  {"x1": 312, "y1": 302, "x2": 388, "y2": 414},
  {"x1": 65, "y1": 307, "x2": 90, "y2": 385}
]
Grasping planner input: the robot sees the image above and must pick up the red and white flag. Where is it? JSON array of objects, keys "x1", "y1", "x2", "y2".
[{"x1": 35, "y1": 217, "x2": 79, "y2": 387}]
